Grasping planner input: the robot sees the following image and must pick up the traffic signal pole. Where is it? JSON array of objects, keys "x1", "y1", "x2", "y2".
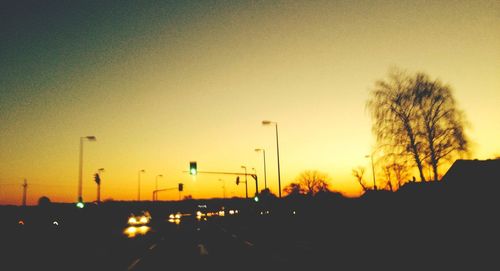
[
  {"x1": 22, "y1": 179, "x2": 27, "y2": 206},
  {"x1": 185, "y1": 170, "x2": 259, "y2": 197},
  {"x1": 153, "y1": 185, "x2": 182, "y2": 201}
]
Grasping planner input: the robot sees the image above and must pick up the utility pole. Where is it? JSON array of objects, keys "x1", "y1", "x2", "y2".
[
  {"x1": 22, "y1": 179, "x2": 27, "y2": 206},
  {"x1": 219, "y1": 179, "x2": 226, "y2": 199}
]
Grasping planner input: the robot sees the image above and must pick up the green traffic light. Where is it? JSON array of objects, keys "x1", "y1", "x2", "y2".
[
  {"x1": 76, "y1": 202, "x2": 85, "y2": 208},
  {"x1": 189, "y1": 161, "x2": 197, "y2": 175}
]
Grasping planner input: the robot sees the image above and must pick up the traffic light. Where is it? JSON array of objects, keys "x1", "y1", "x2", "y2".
[
  {"x1": 189, "y1": 161, "x2": 197, "y2": 175},
  {"x1": 236, "y1": 176, "x2": 240, "y2": 185},
  {"x1": 178, "y1": 183, "x2": 184, "y2": 192},
  {"x1": 94, "y1": 173, "x2": 101, "y2": 185}
]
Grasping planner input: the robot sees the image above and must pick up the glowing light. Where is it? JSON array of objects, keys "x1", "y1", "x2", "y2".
[
  {"x1": 138, "y1": 225, "x2": 150, "y2": 234},
  {"x1": 196, "y1": 211, "x2": 205, "y2": 220},
  {"x1": 254, "y1": 196, "x2": 259, "y2": 202},
  {"x1": 169, "y1": 214, "x2": 175, "y2": 219},
  {"x1": 293, "y1": 211, "x2": 296, "y2": 215},
  {"x1": 175, "y1": 213, "x2": 181, "y2": 219},
  {"x1": 124, "y1": 226, "x2": 138, "y2": 238},
  {"x1": 218, "y1": 210, "x2": 225, "y2": 216},
  {"x1": 53, "y1": 221, "x2": 59, "y2": 226},
  {"x1": 124, "y1": 225, "x2": 150, "y2": 238},
  {"x1": 18, "y1": 220, "x2": 25, "y2": 225},
  {"x1": 76, "y1": 202, "x2": 85, "y2": 208},
  {"x1": 139, "y1": 216, "x2": 149, "y2": 224},
  {"x1": 229, "y1": 210, "x2": 235, "y2": 215},
  {"x1": 168, "y1": 218, "x2": 181, "y2": 224},
  {"x1": 128, "y1": 217, "x2": 138, "y2": 225}
]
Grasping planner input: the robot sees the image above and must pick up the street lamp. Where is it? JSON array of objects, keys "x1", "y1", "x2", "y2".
[
  {"x1": 155, "y1": 174, "x2": 163, "y2": 201},
  {"x1": 218, "y1": 179, "x2": 226, "y2": 199},
  {"x1": 365, "y1": 154, "x2": 377, "y2": 190},
  {"x1": 138, "y1": 169, "x2": 145, "y2": 201},
  {"x1": 254, "y1": 148, "x2": 267, "y2": 190},
  {"x1": 262, "y1": 120, "x2": 282, "y2": 198},
  {"x1": 241, "y1": 165, "x2": 248, "y2": 199},
  {"x1": 78, "y1": 136, "x2": 96, "y2": 203}
]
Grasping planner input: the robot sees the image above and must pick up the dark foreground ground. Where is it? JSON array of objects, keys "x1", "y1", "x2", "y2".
[{"x1": 1, "y1": 186, "x2": 497, "y2": 271}]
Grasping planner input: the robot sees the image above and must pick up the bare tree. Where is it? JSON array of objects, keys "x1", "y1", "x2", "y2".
[
  {"x1": 294, "y1": 170, "x2": 331, "y2": 196},
  {"x1": 381, "y1": 164, "x2": 394, "y2": 191},
  {"x1": 413, "y1": 73, "x2": 469, "y2": 181},
  {"x1": 368, "y1": 69, "x2": 469, "y2": 182},
  {"x1": 352, "y1": 166, "x2": 368, "y2": 191},
  {"x1": 379, "y1": 152, "x2": 411, "y2": 191}
]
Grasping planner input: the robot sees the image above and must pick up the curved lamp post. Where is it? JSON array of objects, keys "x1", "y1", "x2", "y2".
[
  {"x1": 254, "y1": 148, "x2": 267, "y2": 190},
  {"x1": 78, "y1": 136, "x2": 96, "y2": 203}
]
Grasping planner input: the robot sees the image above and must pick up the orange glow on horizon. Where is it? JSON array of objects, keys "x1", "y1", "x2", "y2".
[{"x1": 1, "y1": 1, "x2": 499, "y2": 205}]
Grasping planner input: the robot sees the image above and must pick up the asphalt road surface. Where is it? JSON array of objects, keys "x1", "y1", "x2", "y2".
[{"x1": 2, "y1": 202, "x2": 496, "y2": 271}]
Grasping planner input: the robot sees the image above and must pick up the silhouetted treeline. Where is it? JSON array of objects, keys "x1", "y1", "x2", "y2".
[{"x1": 1, "y1": 159, "x2": 498, "y2": 270}]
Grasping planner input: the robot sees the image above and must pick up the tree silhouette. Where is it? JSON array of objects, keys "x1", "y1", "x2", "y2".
[
  {"x1": 352, "y1": 166, "x2": 368, "y2": 191},
  {"x1": 259, "y1": 188, "x2": 277, "y2": 199},
  {"x1": 283, "y1": 182, "x2": 304, "y2": 197},
  {"x1": 294, "y1": 170, "x2": 331, "y2": 196},
  {"x1": 412, "y1": 73, "x2": 469, "y2": 181},
  {"x1": 368, "y1": 68, "x2": 469, "y2": 182},
  {"x1": 38, "y1": 196, "x2": 51, "y2": 207},
  {"x1": 379, "y1": 153, "x2": 411, "y2": 191}
]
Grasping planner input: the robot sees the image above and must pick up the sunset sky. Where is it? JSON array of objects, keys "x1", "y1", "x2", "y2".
[{"x1": 1, "y1": 0, "x2": 499, "y2": 205}]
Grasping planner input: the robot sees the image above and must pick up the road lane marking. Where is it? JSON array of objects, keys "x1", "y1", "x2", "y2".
[
  {"x1": 127, "y1": 258, "x2": 141, "y2": 271},
  {"x1": 198, "y1": 244, "x2": 209, "y2": 256},
  {"x1": 149, "y1": 244, "x2": 157, "y2": 250},
  {"x1": 243, "y1": 241, "x2": 254, "y2": 247}
]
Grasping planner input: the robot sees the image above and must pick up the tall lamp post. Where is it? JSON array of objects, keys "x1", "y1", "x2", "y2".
[
  {"x1": 138, "y1": 169, "x2": 145, "y2": 201},
  {"x1": 262, "y1": 120, "x2": 282, "y2": 198},
  {"x1": 78, "y1": 136, "x2": 96, "y2": 203},
  {"x1": 254, "y1": 148, "x2": 267, "y2": 190},
  {"x1": 365, "y1": 154, "x2": 377, "y2": 190},
  {"x1": 154, "y1": 174, "x2": 163, "y2": 201}
]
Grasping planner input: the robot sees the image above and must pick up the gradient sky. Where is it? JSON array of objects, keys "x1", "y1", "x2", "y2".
[{"x1": 1, "y1": 0, "x2": 499, "y2": 205}]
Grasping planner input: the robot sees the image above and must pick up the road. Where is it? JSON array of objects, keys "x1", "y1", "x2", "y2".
[
  {"x1": 123, "y1": 213, "x2": 319, "y2": 271},
  {"x1": 2, "y1": 201, "x2": 495, "y2": 270}
]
